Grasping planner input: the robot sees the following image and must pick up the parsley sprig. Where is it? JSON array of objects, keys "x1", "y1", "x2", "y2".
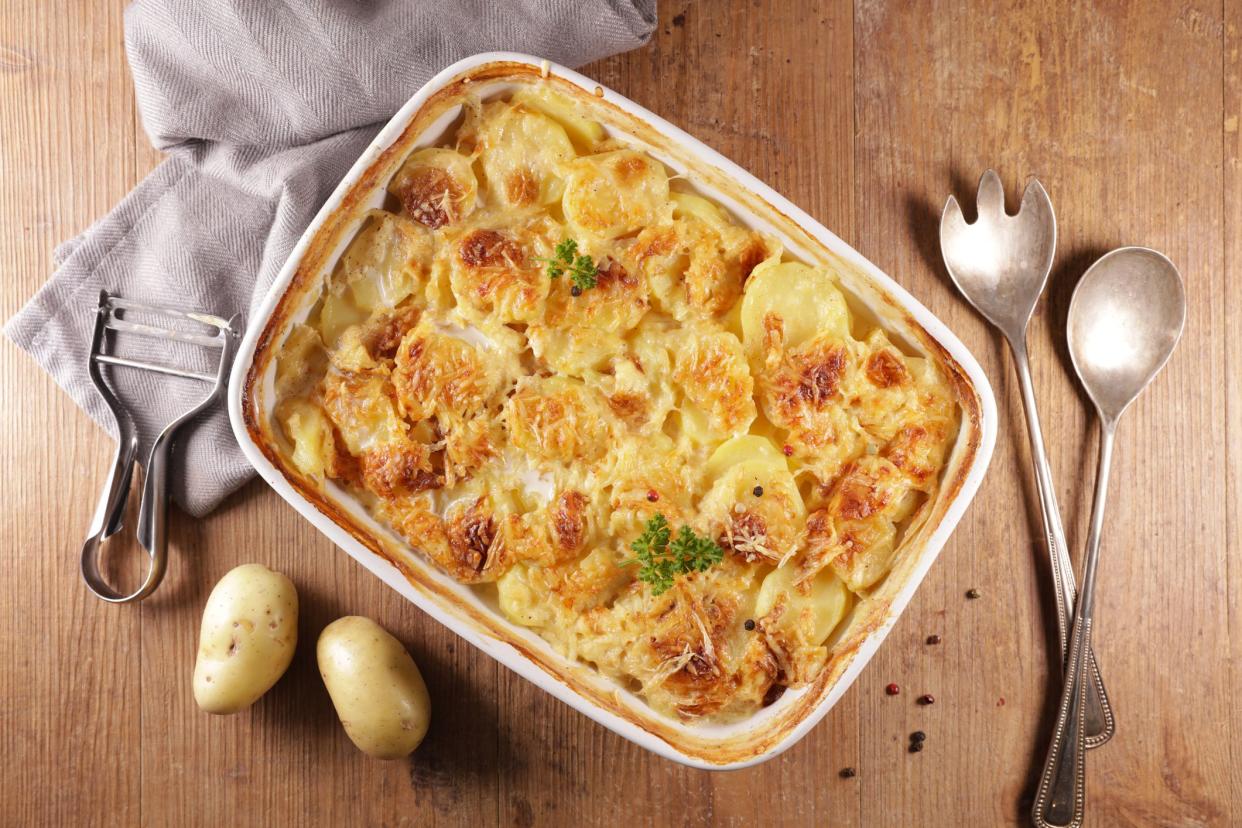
[
  {"x1": 541, "y1": 238, "x2": 598, "y2": 294},
  {"x1": 623, "y1": 514, "x2": 724, "y2": 595}
]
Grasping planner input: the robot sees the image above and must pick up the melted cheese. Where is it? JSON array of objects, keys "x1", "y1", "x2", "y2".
[
  {"x1": 563, "y1": 149, "x2": 671, "y2": 239},
  {"x1": 473, "y1": 100, "x2": 575, "y2": 208},
  {"x1": 272, "y1": 86, "x2": 960, "y2": 723}
]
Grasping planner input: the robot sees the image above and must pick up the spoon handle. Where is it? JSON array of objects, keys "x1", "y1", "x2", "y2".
[
  {"x1": 1011, "y1": 341, "x2": 1115, "y2": 746},
  {"x1": 1032, "y1": 424, "x2": 1115, "y2": 828}
]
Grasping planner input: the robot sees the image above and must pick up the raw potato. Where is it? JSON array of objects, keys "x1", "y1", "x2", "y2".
[
  {"x1": 317, "y1": 616, "x2": 431, "y2": 759},
  {"x1": 192, "y1": 564, "x2": 298, "y2": 714}
]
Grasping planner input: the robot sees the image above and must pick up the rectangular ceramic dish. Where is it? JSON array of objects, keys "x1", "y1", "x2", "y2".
[{"x1": 228, "y1": 52, "x2": 996, "y2": 769}]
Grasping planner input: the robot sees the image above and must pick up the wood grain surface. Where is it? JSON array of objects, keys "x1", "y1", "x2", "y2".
[{"x1": 1, "y1": 1, "x2": 1238, "y2": 825}]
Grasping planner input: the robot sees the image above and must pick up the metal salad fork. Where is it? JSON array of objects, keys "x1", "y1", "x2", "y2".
[{"x1": 939, "y1": 171, "x2": 1114, "y2": 747}]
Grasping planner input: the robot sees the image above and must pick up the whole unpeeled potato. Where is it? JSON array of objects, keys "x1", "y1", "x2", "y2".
[
  {"x1": 317, "y1": 616, "x2": 430, "y2": 759},
  {"x1": 192, "y1": 564, "x2": 298, "y2": 714}
]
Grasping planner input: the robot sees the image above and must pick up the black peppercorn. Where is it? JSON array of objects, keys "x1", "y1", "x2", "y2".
[
  {"x1": 909, "y1": 741, "x2": 924, "y2": 753},
  {"x1": 570, "y1": 285, "x2": 582, "y2": 297},
  {"x1": 910, "y1": 730, "x2": 926, "y2": 743},
  {"x1": 752, "y1": 485, "x2": 763, "y2": 497},
  {"x1": 839, "y1": 767, "x2": 856, "y2": 779},
  {"x1": 918, "y1": 694, "x2": 935, "y2": 706},
  {"x1": 966, "y1": 588, "x2": 980, "y2": 599},
  {"x1": 744, "y1": 619, "x2": 755, "y2": 631},
  {"x1": 926, "y1": 634, "x2": 941, "y2": 645}
]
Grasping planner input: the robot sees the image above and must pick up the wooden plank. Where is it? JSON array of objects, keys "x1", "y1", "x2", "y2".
[
  {"x1": 854, "y1": 0, "x2": 1231, "y2": 824},
  {"x1": 1224, "y1": 0, "x2": 1241, "y2": 821},
  {"x1": 0, "y1": 1, "x2": 144, "y2": 825}
]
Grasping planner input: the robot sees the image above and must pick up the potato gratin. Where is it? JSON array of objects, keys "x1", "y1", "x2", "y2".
[{"x1": 272, "y1": 87, "x2": 959, "y2": 721}]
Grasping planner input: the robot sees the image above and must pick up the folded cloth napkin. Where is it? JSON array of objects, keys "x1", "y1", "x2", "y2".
[{"x1": 6, "y1": 0, "x2": 655, "y2": 518}]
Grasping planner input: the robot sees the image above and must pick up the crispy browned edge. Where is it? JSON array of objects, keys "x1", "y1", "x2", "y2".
[{"x1": 241, "y1": 61, "x2": 984, "y2": 766}]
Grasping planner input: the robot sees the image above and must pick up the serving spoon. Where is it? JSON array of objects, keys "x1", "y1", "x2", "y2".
[
  {"x1": 940, "y1": 171, "x2": 1113, "y2": 745},
  {"x1": 1032, "y1": 247, "x2": 1186, "y2": 828}
]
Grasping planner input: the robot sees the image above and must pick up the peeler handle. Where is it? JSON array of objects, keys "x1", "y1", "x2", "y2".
[
  {"x1": 80, "y1": 448, "x2": 166, "y2": 603},
  {"x1": 86, "y1": 429, "x2": 138, "y2": 542},
  {"x1": 136, "y1": 428, "x2": 175, "y2": 569},
  {"x1": 80, "y1": 432, "x2": 151, "y2": 603}
]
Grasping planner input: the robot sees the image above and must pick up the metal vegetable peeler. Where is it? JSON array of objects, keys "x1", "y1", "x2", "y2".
[{"x1": 80, "y1": 290, "x2": 239, "y2": 603}]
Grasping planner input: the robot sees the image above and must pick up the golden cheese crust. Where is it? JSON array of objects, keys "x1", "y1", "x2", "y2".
[{"x1": 273, "y1": 88, "x2": 960, "y2": 723}]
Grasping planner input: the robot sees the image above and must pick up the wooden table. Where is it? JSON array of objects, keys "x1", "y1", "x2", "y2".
[{"x1": 2, "y1": 1, "x2": 1238, "y2": 825}]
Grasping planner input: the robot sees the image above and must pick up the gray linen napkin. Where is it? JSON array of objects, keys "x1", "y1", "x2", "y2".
[{"x1": 6, "y1": 0, "x2": 655, "y2": 518}]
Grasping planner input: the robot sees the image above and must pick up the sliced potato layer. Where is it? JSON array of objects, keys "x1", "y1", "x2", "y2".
[{"x1": 272, "y1": 85, "x2": 962, "y2": 725}]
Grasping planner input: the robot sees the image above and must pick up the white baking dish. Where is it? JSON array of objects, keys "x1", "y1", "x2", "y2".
[{"x1": 228, "y1": 52, "x2": 996, "y2": 769}]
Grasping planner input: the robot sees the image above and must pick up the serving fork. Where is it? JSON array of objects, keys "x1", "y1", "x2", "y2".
[{"x1": 939, "y1": 171, "x2": 1114, "y2": 747}]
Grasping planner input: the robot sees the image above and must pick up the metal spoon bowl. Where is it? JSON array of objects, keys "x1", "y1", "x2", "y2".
[
  {"x1": 1033, "y1": 247, "x2": 1185, "y2": 828},
  {"x1": 1068, "y1": 247, "x2": 1186, "y2": 421}
]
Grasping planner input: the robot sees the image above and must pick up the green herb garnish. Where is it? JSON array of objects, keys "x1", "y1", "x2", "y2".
[
  {"x1": 623, "y1": 513, "x2": 724, "y2": 595},
  {"x1": 541, "y1": 238, "x2": 598, "y2": 293}
]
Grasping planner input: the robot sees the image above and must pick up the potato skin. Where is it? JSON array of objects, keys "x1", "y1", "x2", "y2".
[
  {"x1": 317, "y1": 616, "x2": 431, "y2": 759},
  {"x1": 192, "y1": 564, "x2": 298, "y2": 714}
]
